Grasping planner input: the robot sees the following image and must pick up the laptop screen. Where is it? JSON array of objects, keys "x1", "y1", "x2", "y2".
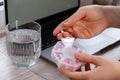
[
  {"x1": 5, "y1": 0, "x2": 79, "y2": 52},
  {"x1": 5, "y1": 0, "x2": 79, "y2": 23}
]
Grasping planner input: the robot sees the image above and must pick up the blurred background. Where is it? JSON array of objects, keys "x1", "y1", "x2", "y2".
[
  {"x1": 0, "y1": 0, "x2": 120, "y2": 33},
  {"x1": 80, "y1": 0, "x2": 120, "y2": 6}
]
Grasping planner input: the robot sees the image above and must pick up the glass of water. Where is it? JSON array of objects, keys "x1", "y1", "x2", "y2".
[{"x1": 5, "y1": 21, "x2": 41, "y2": 67}]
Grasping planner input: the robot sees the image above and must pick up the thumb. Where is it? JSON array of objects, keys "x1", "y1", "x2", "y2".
[
  {"x1": 70, "y1": 7, "x2": 86, "y2": 20},
  {"x1": 74, "y1": 53, "x2": 102, "y2": 66}
]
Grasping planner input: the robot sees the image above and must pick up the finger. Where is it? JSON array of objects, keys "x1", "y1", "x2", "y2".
[
  {"x1": 58, "y1": 67, "x2": 90, "y2": 80},
  {"x1": 53, "y1": 23, "x2": 64, "y2": 36},
  {"x1": 53, "y1": 19, "x2": 73, "y2": 36},
  {"x1": 74, "y1": 53, "x2": 101, "y2": 66},
  {"x1": 53, "y1": 7, "x2": 87, "y2": 36},
  {"x1": 57, "y1": 33, "x2": 63, "y2": 40},
  {"x1": 69, "y1": 7, "x2": 86, "y2": 21},
  {"x1": 62, "y1": 20, "x2": 74, "y2": 29},
  {"x1": 64, "y1": 28, "x2": 74, "y2": 35},
  {"x1": 57, "y1": 32, "x2": 74, "y2": 40},
  {"x1": 62, "y1": 32, "x2": 73, "y2": 38}
]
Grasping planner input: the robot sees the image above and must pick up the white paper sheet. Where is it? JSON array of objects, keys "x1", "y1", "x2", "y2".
[{"x1": 76, "y1": 28, "x2": 120, "y2": 54}]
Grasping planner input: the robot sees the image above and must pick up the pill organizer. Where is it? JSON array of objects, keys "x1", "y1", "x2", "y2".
[{"x1": 51, "y1": 38, "x2": 85, "y2": 71}]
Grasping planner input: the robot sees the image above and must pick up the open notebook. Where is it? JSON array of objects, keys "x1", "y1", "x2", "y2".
[{"x1": 77, "y1": 28, "x2": 120, "y2": 54}]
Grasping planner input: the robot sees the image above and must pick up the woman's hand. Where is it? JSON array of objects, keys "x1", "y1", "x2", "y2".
[
  {"x1": 58, "y1": 53, "x2": 120, "y2": 80},
  {"x1": 53, "y1": 5, "x2": 110, "y2": 40}
]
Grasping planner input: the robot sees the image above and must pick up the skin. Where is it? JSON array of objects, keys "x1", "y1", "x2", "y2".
[
  {"x1": 58, "y1": 53, "x2": 120, "y2": 80},
  {"x1": 53, "y1": 5, "x2": 120, "y2": 80},
  {"x1": 53, "y1": 5, "x2": 120, "y2": 39}
]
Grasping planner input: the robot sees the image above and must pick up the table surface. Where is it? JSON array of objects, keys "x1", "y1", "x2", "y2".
[
  {"x1": 0, "y1": 35, "x2": 120, "y2": 80},
  {"x1": 0, "y1": 36, "x2": 70, "y2": 80}
]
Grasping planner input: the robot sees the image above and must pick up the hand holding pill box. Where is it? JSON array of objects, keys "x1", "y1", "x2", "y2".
[{"x1": 51, "y1": 37, "x2": 85, "y2": 71}]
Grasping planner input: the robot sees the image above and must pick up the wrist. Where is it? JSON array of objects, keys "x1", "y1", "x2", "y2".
[
  {"x1": 102, "y1": 6, "x2": 120, "y2": 28},
  {"x1": 115, "y1": 62, "x2": 120, "y2": 79}
]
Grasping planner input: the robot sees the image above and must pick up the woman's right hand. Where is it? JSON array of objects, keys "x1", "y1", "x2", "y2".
[{"x1": 53, "y1": 5, "x2": 110, "y2": 40}]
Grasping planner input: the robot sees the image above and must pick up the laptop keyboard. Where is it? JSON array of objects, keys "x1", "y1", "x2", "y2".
[
  {"x1": 41, "y1": 14, "x2": 73, "y2": 50},
  {"x1": 41, "y1": 15, "x2": 71, "y2": 50},
  {"x1": 41, "y1": 24, "x2": 58, "y2": 50},
  {"x1": 39, "y1": 8, "x2": 78, "y2": 50}
]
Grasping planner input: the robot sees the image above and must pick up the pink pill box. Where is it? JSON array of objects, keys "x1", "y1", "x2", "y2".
[{"x1": 51, "y1": 37, "x2": 85, "y2": 71}]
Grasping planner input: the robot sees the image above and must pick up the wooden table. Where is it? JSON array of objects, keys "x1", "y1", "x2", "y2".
[
  {"x1": 0, "y1": 36, "x2": 120, "y2": 80},
  {"x1": 0, "y1": 36, "x2": 69, "y2": 80}
]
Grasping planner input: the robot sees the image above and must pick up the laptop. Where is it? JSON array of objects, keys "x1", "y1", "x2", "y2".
[{"x1": 4, "y1": 0, "x2": 120, "y2": 63}]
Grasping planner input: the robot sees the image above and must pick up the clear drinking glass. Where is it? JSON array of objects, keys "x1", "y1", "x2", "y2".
[{"x1": 5, "y1": 21, "x2": 41, "y2": 67}]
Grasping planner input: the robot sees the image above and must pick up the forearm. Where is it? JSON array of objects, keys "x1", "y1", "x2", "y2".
[
  {"x1": 102, "y1": 6, "x2": 120, "y2": 28},
  {"x1": 115, "y1": 62, "x2": 120, "y2": 80}
]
